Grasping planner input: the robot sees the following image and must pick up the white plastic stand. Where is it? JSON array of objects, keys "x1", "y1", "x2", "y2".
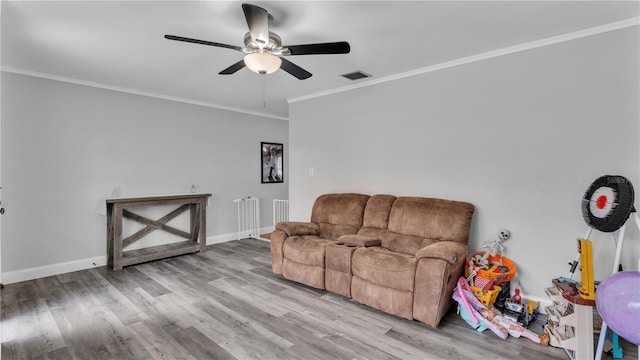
[{"x1": 593, "y1": 211, "x2": 640, "y2": 360}]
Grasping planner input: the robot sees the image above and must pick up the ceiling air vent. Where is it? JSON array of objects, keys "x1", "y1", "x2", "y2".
[{"x1": 341, "y1": 70, "x2": 372, "y2": 81}]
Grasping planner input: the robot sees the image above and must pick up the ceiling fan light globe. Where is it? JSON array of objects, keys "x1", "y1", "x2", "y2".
[{"x1": 244, "y1": 52, "x2": 282, "y2": 74}]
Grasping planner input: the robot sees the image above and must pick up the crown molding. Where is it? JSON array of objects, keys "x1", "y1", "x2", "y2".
[
  {"x1": 289, "y1": 17, "x2": 640, "y2": 104},
  {"x1": 3, "y1": 17, "x2": 637, "y2": 117},
  {"x1": 0, "y1": 66, "x2": 289, "y2": 121}
]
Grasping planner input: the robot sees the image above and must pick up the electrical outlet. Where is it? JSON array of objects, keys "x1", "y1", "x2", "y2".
[
  {"x1": 309, "y1": 167, "x2": 314, "y2": 176},
  {"x1": 498, "y1": 229, "x2": 511, "y2": 241}
]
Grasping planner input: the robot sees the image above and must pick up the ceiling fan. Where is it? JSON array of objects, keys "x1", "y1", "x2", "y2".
[{"x1": 164, "y1": 3, "x2": 351, "y2": 80}]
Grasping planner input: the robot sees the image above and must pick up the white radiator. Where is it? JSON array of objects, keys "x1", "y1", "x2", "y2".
[
  {"x1": 234, "y1": 197, "x2": 260, "y2": 240},
  {"x1": 273, "y1": 199, "x2": 289, "y2": 229}
]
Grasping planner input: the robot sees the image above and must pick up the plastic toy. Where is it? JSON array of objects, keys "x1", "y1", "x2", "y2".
[
  {"x1": 577, "y1": 238, "x2": 595, "y2": 300},
  {"x1": 480, "y1": 307, "x2": 549, "y2": 346},
  {"x1": 502, "y1": 297, "x2": 538, "y2": 328},
  {"x1": 512, "y1": 288, "x2": 522, "y2": 303},
  {"x1": 482, "y1": 236, "x2": 505, "y2": 258},
  {"x1": 453, "y1": 277, "x2": 549, "y2": 345},
  {"x1": 581, "y1": 175, "x2": 634, "y2": 233},
  {"x1": 467, "y1": 230, "x2": 513, "y2": 287},
  {"x1": 452, "y1": 277, "x2": 508, "y2": 339},
  {"x1": 605, "y1": 330, "x2": 624, "y2": 359},
  {"x1": 470, "y1": 283, "x2": 501, "y2": 307},
  {"x1": 465, "y1": 252, "x2": 516, "y2": 284},
  {"x1": 595, "y1": 271, "x2": 640, "y2": 345},
  {"x1": 573, "y1": 176, "x2": 639, "y2": 360},
  {"x1": 493, "y1": 281, "x2": 511, "y2": 312}
]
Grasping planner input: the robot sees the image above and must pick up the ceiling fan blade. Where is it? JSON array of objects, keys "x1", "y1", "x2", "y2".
[
  {"x1": 219, "y1": 59, "x2": 246, "y2": 75},
  {"x1": 242, "y1": 3, "x2": 269, "y2": 47},
  {"x1": 280, "y1": 58, "x2": 312, "y2": 80},
  {"x1": 285, "y1": 42, "x2": 351, "y2": 55},
  {"x1": 164, "y1": 35, "x2": 243, "y2": 52}
]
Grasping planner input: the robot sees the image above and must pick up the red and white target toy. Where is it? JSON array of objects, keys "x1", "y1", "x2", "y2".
[{"x1": 581, "y1": 175, "x2": 635, "y2": 232}]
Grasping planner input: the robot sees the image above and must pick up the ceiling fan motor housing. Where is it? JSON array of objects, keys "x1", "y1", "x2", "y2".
[{"x1": 243, "y1": 32, "x2": 288, "y2": 55}]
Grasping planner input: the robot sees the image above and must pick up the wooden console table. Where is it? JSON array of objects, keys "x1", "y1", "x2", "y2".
[{"x1": 106, "y1": 193, "x2": 211, "y2": 271}]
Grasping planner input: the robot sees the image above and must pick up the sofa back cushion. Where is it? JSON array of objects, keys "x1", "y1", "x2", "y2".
[
  {"x1": 311, "y1": 193, "x2": 370, "y2": 240},
  {"x1": 381, "y1": 197, "x2": 474, "y2": 255},
  {"x1": 357, "y1": 194, "x2": 397, "y2": 240}
]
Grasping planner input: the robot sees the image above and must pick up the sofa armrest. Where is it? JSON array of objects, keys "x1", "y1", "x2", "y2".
[
  {"x1": 338, "y1": 234, "x2": 381, "y2": 247},
  {"x1": 275, "y1": 221, "x2": 320, "y2": 237},
  {"x1": 270, "y1": 229, "x2": 287, "y2": 275},
  {"x1": 415, "y1": 241, "x2": 467, "y2": 264},
  {"x1": 413, "y1": 247, "x2": 467, "y2": 327}
]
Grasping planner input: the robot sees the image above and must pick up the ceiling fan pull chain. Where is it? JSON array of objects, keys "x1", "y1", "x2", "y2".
[{"x1": 262, "y1": 73, "x2": 267, "y2": 108}]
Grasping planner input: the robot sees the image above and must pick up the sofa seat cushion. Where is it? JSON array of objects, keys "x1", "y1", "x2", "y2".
[
  {"x1": 283, "y1": 235, "x2": 334, "y2": 266},
  {"x1": 351, "y1": 246, "x2": 417, "y2": 292}
]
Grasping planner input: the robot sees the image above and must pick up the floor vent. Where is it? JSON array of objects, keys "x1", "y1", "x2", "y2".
[{"x1": 341, "y1": 71, "x2": 372, "y2": 81}]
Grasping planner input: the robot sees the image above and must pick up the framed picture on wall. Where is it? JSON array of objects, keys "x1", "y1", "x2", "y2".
[{"x1": 261, "y1": 142, "x2": 284, "y2": 183}]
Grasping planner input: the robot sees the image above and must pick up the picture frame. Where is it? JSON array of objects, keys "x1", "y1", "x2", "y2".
[{"x1": 261, "y1": 142, "x2": 284, "y2": 183}]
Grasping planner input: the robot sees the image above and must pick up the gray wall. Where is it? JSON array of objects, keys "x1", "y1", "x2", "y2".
[
  {"x1": 289, "y1": 27, "x2": 639, "y2": 300},
  {"x1": 1, "y1": 72, "x2": 288, "y2": 280}
]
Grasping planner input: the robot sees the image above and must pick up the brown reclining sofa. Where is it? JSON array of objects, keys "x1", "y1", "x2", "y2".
[{"x1": 270, "y1": 193, "x2": 474, "y2": 328}]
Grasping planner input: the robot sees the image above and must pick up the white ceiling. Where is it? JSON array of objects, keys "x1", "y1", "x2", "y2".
[{"x1": 2, "y1": 1, "x2": 639, "y2": 119}]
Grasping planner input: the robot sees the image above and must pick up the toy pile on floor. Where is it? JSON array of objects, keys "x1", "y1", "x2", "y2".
[
  {"x1": 453, "y1": 233, "x2": 548, "y2": 346},
  {"x1": 453, "y1": 277, "x2": 549, "y2": 346}
]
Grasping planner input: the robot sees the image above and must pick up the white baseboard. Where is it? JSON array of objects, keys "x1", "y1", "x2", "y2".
[
  {"x1": 2, "y1": 255, "x2": 108, "y2": 285},
  {"x1": 1, "y1": 232, "x2": 247, "y2": 285},
  {"x1": 207, "y1": 227, "x2": 273, "y2": 243},
  {"x1": 206, "y1": 231, "x2": 240, "y2": 245}
]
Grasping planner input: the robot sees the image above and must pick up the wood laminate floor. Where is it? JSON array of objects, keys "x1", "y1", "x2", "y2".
[{"x1": 1, "y1": 239, "x2": 637, "y2": 359}]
